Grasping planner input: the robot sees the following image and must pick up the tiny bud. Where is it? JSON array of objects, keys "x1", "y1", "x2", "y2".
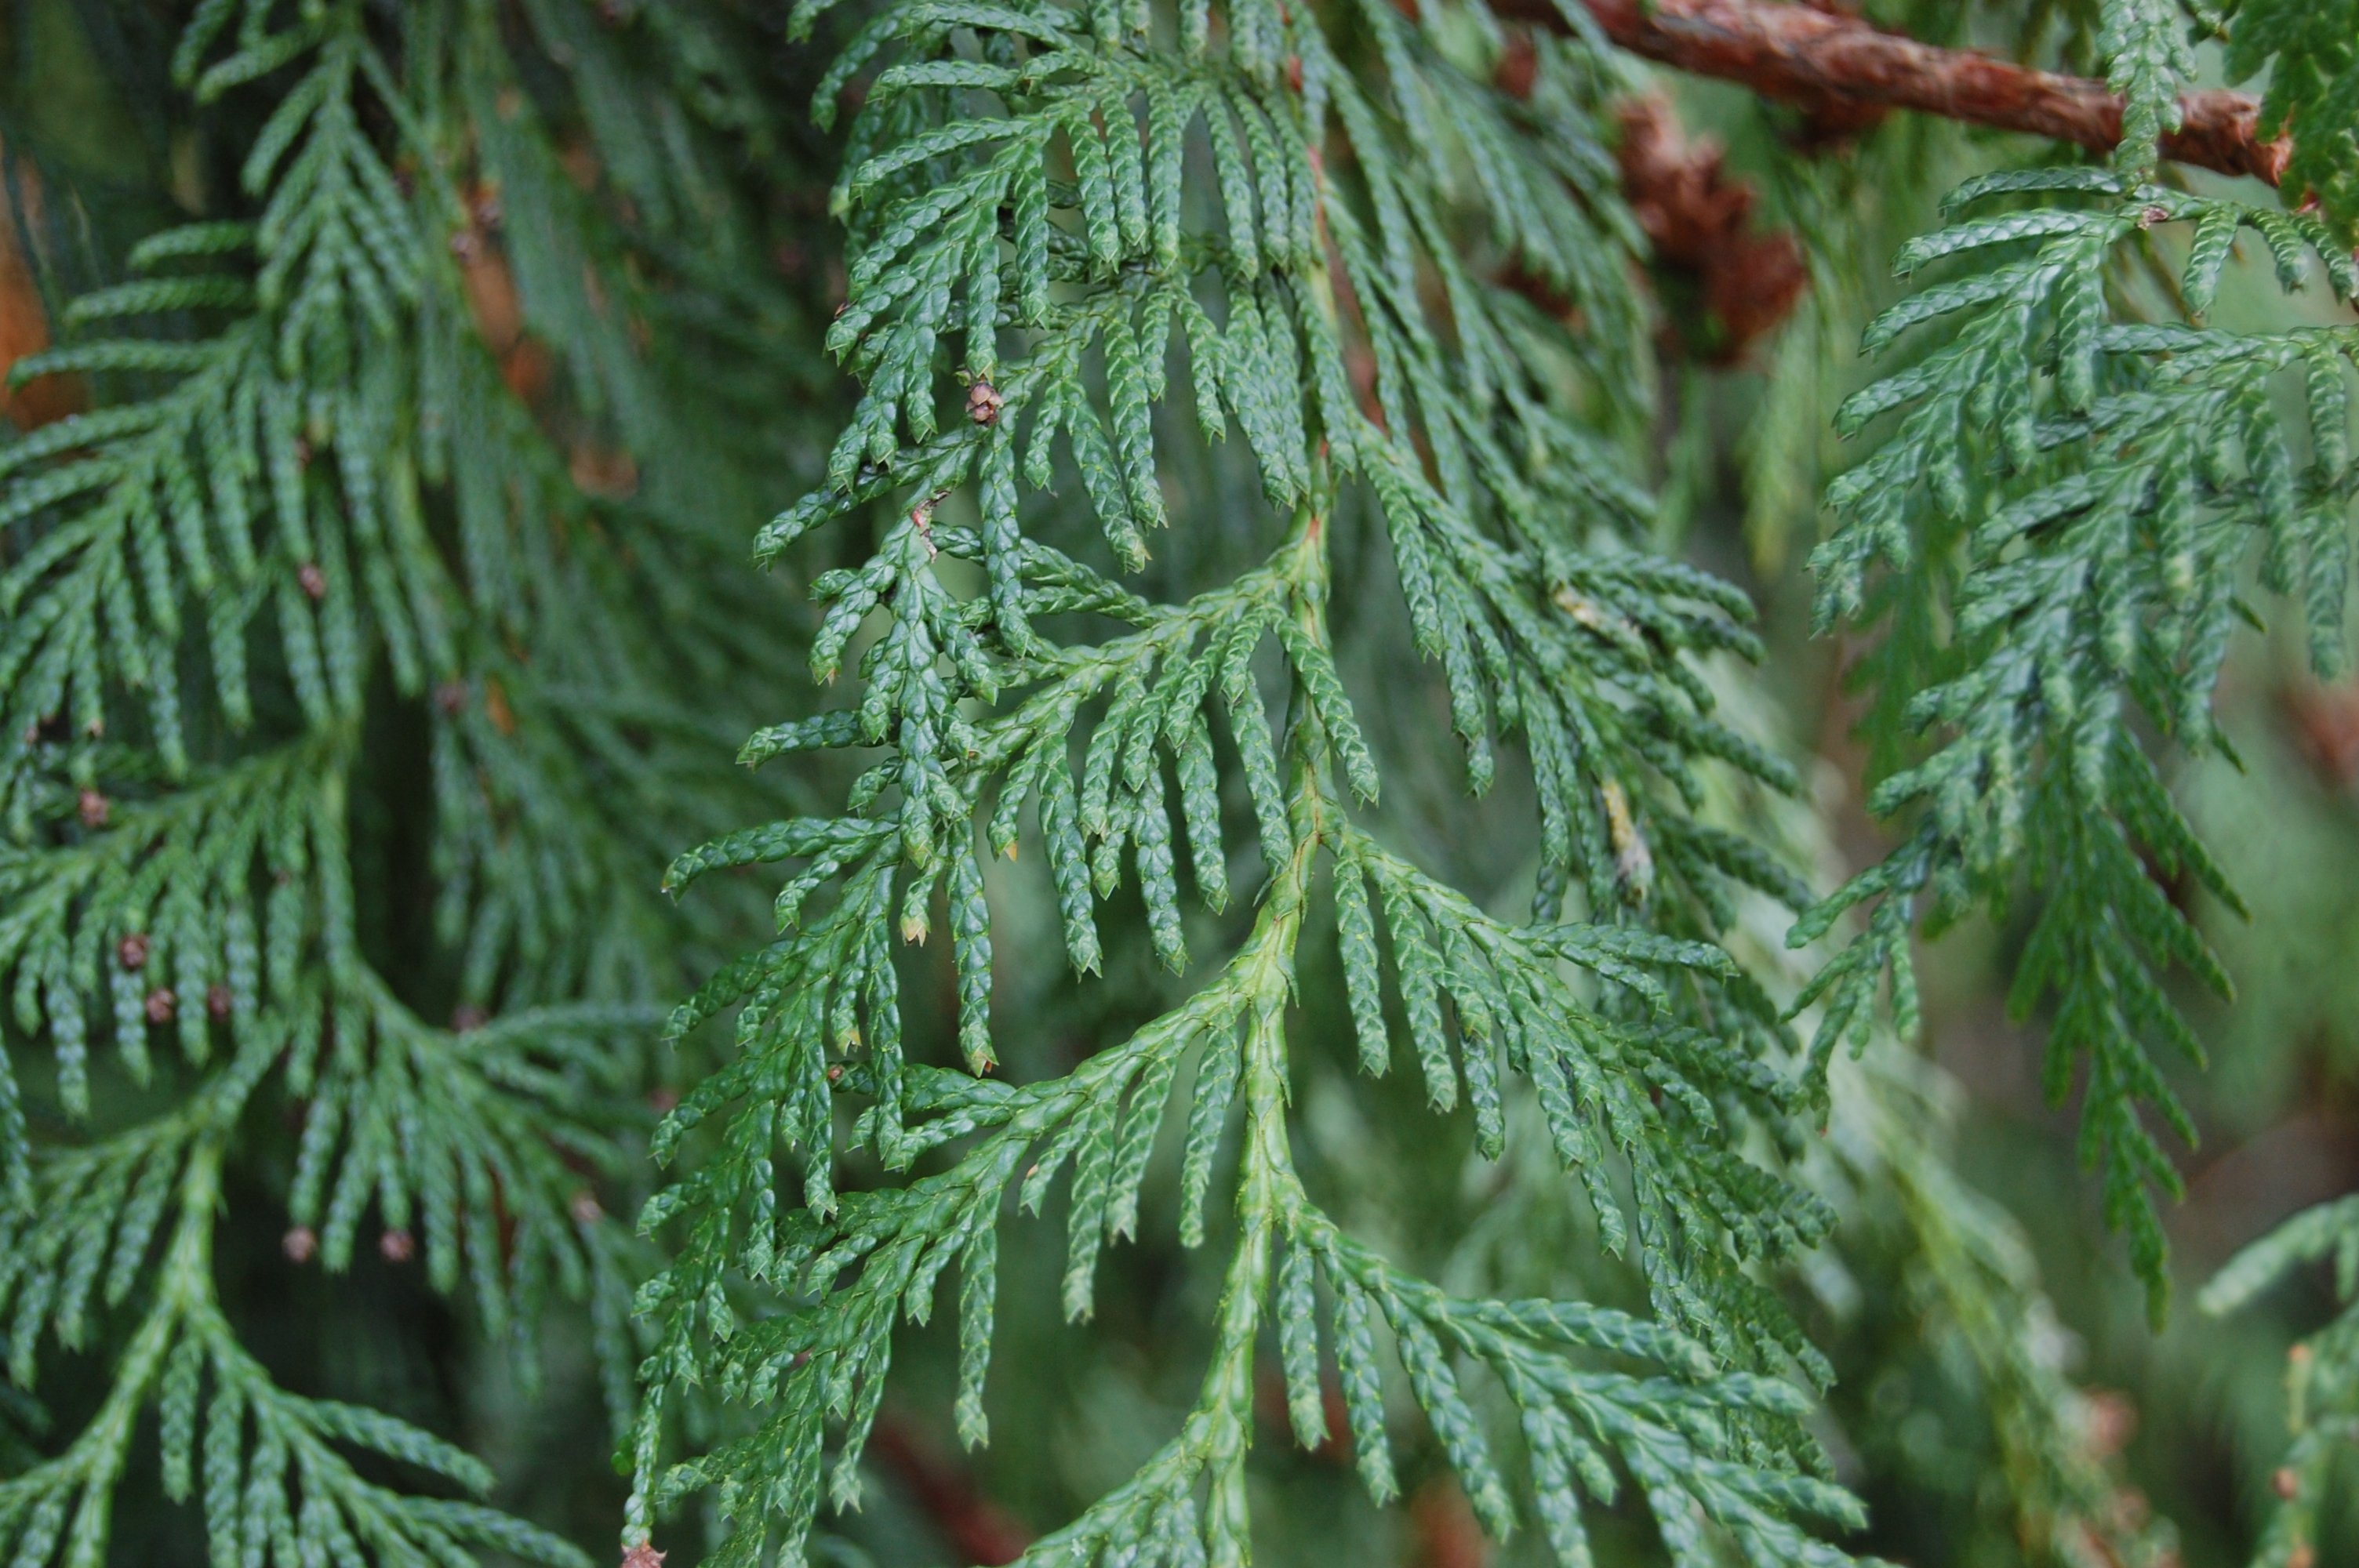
[
  {"x1": 789, "y1": 1350, "x2": 811, "y2": 1370},
  {"x1": 451, "y1": 1004, "x2": 487, "y2": 1033},
  {"x1": 1285, "y1": 54, "x2": 1303, "y2": 93},
  {"x1": 966, "y1": 379, "x2": 1004, "y2": 425},
  {"x1": 283, "y1": 1226, "x2": 318, "y2": 1264},
  {"x1": 380, "y1": 1228, "x2": 416, "y2": 1264},
  {"x1": 900, "y1": 914, "x2": 929, "y2": 944},
  {"x1": 435, "y1": 680, "x2": 470, "y2": 715},
  {"x1": 450, "y1": 229, "x2": 481, "y2": 261},
  {"x1": 2287, "y1": 1545, "x2": 2314, "y2": 1568},
  {"x1": 118, "y1": 933, "x2": 151, "y2": 970},
  {"x1": 620, "y1": 1546, "x2": 667, "y2": 1568},
  {"x1": 83, "y1": 716, "x2": 104, "y2": 739},
  {"x1": 2291, "y1": 1342, "x2": 2315, "y2": 1366},
  {"x1": 570, "y1": 1190, "x2": 605, "y2": 1226},
  {"x1": 293, "y1": 437, "x2": 313, "y2": 470},
  {"x1": 207, "y1": 984, "x2": 234, "y2": 1022},
  {"x1": 473, "y1": 194, "x2": 503, "y2": 230},
  {"x1": 826, "y1": 1063, "x2": 845, "y2": 1083},
  {"x1": 2139, "y1": 204, "x2": 2171, "y2": 229},
  {"x1": 297, "y1": 561, "x2": 327, "y2": 601},
  {"x1": 2275, "y1": 1466, "x2": 2300, "y2": 1500},
  {"x1": 649, "y1": 1086, "x2": 681, "y2": 1114},
  {"x1": 144, "y1": 987, "x2": 176, "y2": 1024},
  {"x1": 78, "y1": 789, "x2": 110, "y2": 829}
]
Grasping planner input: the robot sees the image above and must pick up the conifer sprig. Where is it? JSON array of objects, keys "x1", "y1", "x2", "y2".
[
  {"x1": 2, "y1": 2, "x2": 819, "y2": 1562},
  {"x1": 634, "y1": 0, "x2": 1871, "y2": 1560},
  {"x1": 1796, "y1": 1, "x2": 2359, "y2": 1319},
  {"x1": 642, "y1": 590, "x2": 1859, "y2": 1562},
  {"x1": 0, "y1": 1007, "x2": 625, "y2": 1568}
]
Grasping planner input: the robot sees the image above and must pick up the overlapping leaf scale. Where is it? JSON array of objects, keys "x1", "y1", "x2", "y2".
[
  {"x1": 1283, "y1": 1205, "x2": 1863, "y2": 1568},
  {"x1": 0, "y1": 739, "x2": 343, "y2": 1187},
  {"x1": 0, "y1": 43, "x2": 449, "y2": 812},
  {"x1": 641, "y1": 866, "x2": 1854, "y2": 1567}
]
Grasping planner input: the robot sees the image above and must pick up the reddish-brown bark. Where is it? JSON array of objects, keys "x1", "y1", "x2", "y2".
[{"x1": 1493, "y1": 0, "x2": 2291, "y2": 185}]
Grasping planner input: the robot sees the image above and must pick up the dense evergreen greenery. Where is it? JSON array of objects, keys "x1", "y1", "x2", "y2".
[{"x1": 2, "y1": 2, "x2": 2357, "y2": 1566}]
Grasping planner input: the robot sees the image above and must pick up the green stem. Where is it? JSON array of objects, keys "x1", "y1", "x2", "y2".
[{"x1": 1194, "y1": 492, "x2": 1338, "y2": 1563}]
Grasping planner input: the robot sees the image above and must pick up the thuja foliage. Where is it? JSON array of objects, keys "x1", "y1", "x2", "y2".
[
  {"x1": 628, "y1": 0, "x2": 1877, "y2": 1563},
  {"x1": 0, "y1": 2, "x2": 820, "y2": 1564},
  {"x1": 1790, "y1": 0, "x2": 2359, "y2": 1555},
  {"x1": 1798, "y1": 3, "x2": 2359, "y2": 1320},
  {"x1": 630, "y1": 0, "x2": 2359, "y2": 1563},
  {"x1": 10, "y1": 0, "x2": 2359, "y2": 1565}
]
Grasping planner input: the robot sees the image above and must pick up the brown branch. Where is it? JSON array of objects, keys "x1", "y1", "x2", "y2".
[{"x1": 1492, "y1": 0, "x2": 2290, "y2": 186}]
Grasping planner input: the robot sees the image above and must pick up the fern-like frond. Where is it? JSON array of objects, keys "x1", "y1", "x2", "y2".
[
  {"x1": 0, "y1": 1112, "x2": 591, "y2": 1568},
  {"x1": 634, "y1": 0, "x2": 1868, "y2": 1561},
  {"x1": 2, "y1": 2, "x2": 829, "y2": 1560},
  {"x1": 1798, "y1": 125, "x2": 2359, "y2": 1315}
]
